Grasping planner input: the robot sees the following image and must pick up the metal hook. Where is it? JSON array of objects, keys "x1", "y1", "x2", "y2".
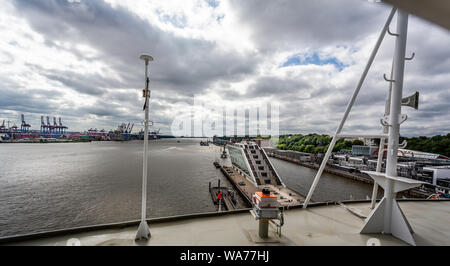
[
  {"x1": 380, "y1": 118, "x2": 390, "y2": 127},
  {"x1": 399, "y1": 140, "x2": 407, "y2": 149},
  {"x1": 380, "y1": 116, "x2": 390, "y2": 127},
  {"x1": 405, "y1": 52, "x2": 415, "y2": 60},
  {"x1": 399, "y1": 114, "x2": 408, "y2": 125},
  {"x1": 383, "y1": 73, "x2": 395, "y2": 82},
  {"x1": 387, "y1": 27, "x2": 399, "y2": 37}
]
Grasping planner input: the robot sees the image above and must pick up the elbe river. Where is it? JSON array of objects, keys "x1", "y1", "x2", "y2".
[{"x1": 0, "y1": 138, "x2": 378, "y2": 237}]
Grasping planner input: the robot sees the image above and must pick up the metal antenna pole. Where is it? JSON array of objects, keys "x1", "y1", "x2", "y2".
[
  {"x1": 361, "y1": 9, "x2": 423, "y2": 246},
  {"x1": 136, "y1": 54, "x2": 154, "y2": 241},
  {"x1": 383, "y1": 9, "x2": 408, "y2": 234},
  {"x1": 303, "y1": 7, "x2": 397, "y2": 208},
  {"x1": 370, "y1": 60, "x2": 394, "y2": 209}
]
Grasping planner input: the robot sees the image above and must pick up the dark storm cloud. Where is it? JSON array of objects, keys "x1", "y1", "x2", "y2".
[
  {"x1": 43, "y1": 39, "x2": 101, "y2": 62},
  {"x1": 12, "y1": 0, "x2": 258, "y2": 96},
  {"x1": 229, "y1": 0, "x2": 389, "y2": 52},
  {"x1": 43, "y1": 73, "x2": 106, "y2": 96},
  {"x1": 0, "y1": 81, "x2": 55, "y2": 115},
  {"x1": 25, "y1": 63, "x2": 126, "y2": 96},
  {"x1": 77, "y1": 104, "x2": 119, "y2": 118},
  {"x1": 245, "y1": 76, "x2": 311, "y2": 98}
]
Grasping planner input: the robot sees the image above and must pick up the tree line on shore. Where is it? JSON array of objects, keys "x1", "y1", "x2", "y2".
[
  {"x1": 276, "y1": 133, "x2": 450, "y2": 157},
  {"x1": 399, "y1": 134, "x2": 450, "y2": 157}
]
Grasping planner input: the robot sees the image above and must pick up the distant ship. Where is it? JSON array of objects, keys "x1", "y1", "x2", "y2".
[{"x1": 137, "y1": 128, "x2": 175, "y2": 140}]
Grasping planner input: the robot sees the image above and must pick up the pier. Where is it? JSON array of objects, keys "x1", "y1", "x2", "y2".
[
  {"x1": 213, "y1": 141, "x2": 306, "y2": 208},
  {"x1": 219, "y1": 165, "x2": 305, "y2": 208}
]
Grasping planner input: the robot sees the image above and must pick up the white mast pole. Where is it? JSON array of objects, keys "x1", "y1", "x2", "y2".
[
  {"x1": 303, "y1": 7, "x2": 397, "y2": 208},
  {"x1": 136, "y1": 54, "x2": 154, "y2": 241},
  {"x1": 383, "y1": 9, "x2": 408, "y2": 233},
  {"x1": 361, "y1": 9, "x2": 423, "y2": 246},
  {"x1": 370, "y1": 61, "x2": 393, "y2": 209}
]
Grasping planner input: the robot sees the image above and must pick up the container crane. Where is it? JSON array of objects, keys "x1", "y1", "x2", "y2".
[
  {"x1": 0, "y1": 120, "x2": 5, "y2": 133},
  {"x1": 128, "y1": 123, "x2": 134, "y2": 134},
  {"x1": 40, "y1": 116, "x2": 48, "y2": 133},
  {"x1": 46, "y1": 116, "x2": 52, "y2": 134},
  {"x1": 53, "y1": 117, "x2": 59, "y2": 134},
  {"x1": 58, "y1": 117, "x2": 68, "y2": 134},
  {"x1": 20, "y1": 114, "x2": 31, "y2": 133}
]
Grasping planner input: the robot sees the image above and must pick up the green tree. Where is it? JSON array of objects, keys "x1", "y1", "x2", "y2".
[
  {"x1": 277, "y1": 144, "x2": 286, "y2": 150},
  {"x1": 352, "y1": 140, "x2": 364, "y2": 146},
  {"x1": 304, "y1": 145, "x2": 315, "y2": 153}
]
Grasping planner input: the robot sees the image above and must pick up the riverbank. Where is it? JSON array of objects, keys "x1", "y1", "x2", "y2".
[{"x1": 0, "y1": 139, "x2": 92, "y2": 144}]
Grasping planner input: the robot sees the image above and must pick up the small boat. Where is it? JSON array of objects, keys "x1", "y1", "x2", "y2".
[{"x1": 213, "y1": 161, "x2": 220, "y2": 168}]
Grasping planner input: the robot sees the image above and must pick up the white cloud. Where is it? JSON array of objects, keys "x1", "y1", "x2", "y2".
[{"x1": 0, "y1": 0, "x2": 448, "y2": 136}]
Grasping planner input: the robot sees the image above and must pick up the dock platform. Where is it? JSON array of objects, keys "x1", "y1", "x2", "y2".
[{"x1": 220, "y1": 165, "x2": 305, "y2": 208}]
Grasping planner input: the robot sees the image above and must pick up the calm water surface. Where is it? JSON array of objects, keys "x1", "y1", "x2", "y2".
[
  {"x1": 0, "y1": 139, "x2": 377, "y2": 237},
  {"x1": 269, "y1": 157, "x2": 382, "y2": 202}
]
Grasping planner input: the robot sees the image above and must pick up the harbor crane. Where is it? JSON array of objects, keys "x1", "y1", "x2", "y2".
[
  {"x1": 58, "y1": 117, "x2": 68, "y2": 134},
  {"x1": 40, "y1": 116, "x2": 47, "y2": 133},
  {"x1": 0, "y1": 120, "x2": 6, "y2": 132},
  {"x1": 128, "y1": 123, "x2": 134, "y2": 134},
  {"x1": 53, "y1": 117, "x2": 58, "y2": 134},
  {"x1": 20, "y1": 114, "x2": 31, "y2": 133},
  {"x1": 46, "y1": 116, "x2": 52, "y2": 134}
]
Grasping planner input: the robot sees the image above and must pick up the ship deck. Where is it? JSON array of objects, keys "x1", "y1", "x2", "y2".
[{"x1": 3, "y1": 200, "x2": 449, "y2": 246}]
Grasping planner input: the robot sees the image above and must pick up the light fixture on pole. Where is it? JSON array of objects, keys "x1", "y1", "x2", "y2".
[{"x1": 135, "y1": 53, "x2": 154, "y2": 241}]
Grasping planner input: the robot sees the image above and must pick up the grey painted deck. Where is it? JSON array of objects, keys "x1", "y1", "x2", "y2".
[{"x1": 5, "y1": 201, "x2": 449, "y2": 246}]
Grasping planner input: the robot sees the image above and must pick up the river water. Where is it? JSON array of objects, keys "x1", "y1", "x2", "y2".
[{"x1": 0, "y1": 139, "x2": 378, "y2": 237}]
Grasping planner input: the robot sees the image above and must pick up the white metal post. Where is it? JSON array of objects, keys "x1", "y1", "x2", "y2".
[
  {"x1": 384, "y1": 9, "x2": 408, "y2": 233},
  {"x1": 136, "y1": 54, "x2": 153, "y2": 241},
  {"x1": 303, "y1": 7, "x2": 397, "y2": 208},
  {"x1": 361, "y1": 9, "x2": 423, "y2": 246},
  {"x1": 370, "y1": 60, "x2": 393, "y2": 209}
]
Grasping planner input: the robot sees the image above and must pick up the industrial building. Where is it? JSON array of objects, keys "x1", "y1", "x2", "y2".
[{"x1": 351, "y1": 145, "x2": 378, "y2": 156}]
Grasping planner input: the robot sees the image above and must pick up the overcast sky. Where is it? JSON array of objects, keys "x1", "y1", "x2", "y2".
[{"x1": 0, "y1": 0, "x2": 449, "y2": 136}]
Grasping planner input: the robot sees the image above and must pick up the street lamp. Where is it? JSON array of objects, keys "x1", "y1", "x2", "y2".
[{"x1": 135, "y1": 53, "x2": 154, "y2": 241}]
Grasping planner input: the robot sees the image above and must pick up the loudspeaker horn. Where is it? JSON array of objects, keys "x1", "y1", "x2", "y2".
[{"x1": 401, "y1": 91, "x2": 419, "y2": 110}]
